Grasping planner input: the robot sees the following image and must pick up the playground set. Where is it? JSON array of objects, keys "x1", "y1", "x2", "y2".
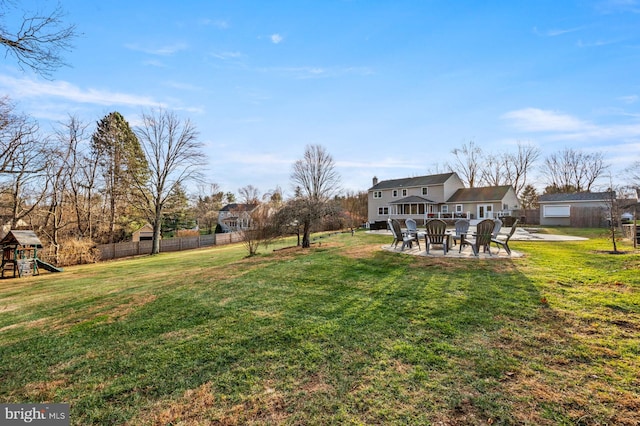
[{"x1": 1, "y1": 230, "x2": 63, "y2": 278}]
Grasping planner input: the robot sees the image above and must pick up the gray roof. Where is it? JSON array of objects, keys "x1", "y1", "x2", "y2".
[
  {"x1": 446, "y1": 185, "x2": 513, "y2": 203},
  {"x1": 0, "y1": 230, "x2": 43, "y2": 247},
  {"x1": 389, "y1": 195, "x2": 436, "y2": 204},
  {"x1": 538, "y1": 191, "x2": 614, "y2": 203},
  {"x1": 220, "y1": 203, "x2": 257, "y2": 212},
  {"x1": 370, "y1": 172, "x2": 456, "y2": 190}
]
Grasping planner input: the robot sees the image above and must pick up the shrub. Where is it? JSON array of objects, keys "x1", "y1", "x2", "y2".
[{"x1": 41, "y1": 238, "x2": 100, "y2": 266}]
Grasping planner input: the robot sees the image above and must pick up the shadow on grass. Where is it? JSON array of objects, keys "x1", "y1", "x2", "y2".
[{"x1": 0, "y1": 237, "x2": 637, "y2": 424}]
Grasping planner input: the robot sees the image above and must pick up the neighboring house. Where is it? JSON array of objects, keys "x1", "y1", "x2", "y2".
[
  {"x1": 447, "y1": 185, "x2": 519, "y2": 221},
  {"x1": 367, "y1": 172, "x2": 519, "y2": 225},
  {"x1": 0, "y1": 219, "x2": 29, "y2": 240},
  {"x1": 132, "y1": 223, "x2": 155, "y2": 242},
  {"x1": 537, "y1": 191, "x2": 614, "y2": 226},
  {"x1": 218, "y1": 203, "x2": 257, "y2": 231}
]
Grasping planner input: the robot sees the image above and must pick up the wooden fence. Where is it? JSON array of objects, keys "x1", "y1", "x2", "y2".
[
  {"x1": 96, "y1": 232, "x2": 244, "y2": 261},
  {"x1": 569, "y1": 206, "x2": 608, "y2": 228}
]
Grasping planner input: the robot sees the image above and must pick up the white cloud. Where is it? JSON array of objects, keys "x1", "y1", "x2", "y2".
[
  {"x1": 0, "y1": 75, "x2": 165, "y2": 108},
  {"x1": 259, "y1": 66, "x2": 374, "y2": 79},
  {"x1": 501, "y1": 108, "x2": 590, "y2": 132},
  {"x1": 210, "y1": 51, "x2": 244, "y2": 60},
  {"x1": 596, "y1": 0, "x2": 640, "y2": 14},
  {"x1": 577, "y1": 38, "x2": 618, "y2": 48},
  {"x1": 502, "y1": 107, "x2": 640, "y2": 144},
  {"x1": 618, "y1": 95, "x2": 638, "y2": 104},
  {"x1": 124, "y1": 42, "x2": 188, "y2": 56},
  {"x1": 143, "y1": 59, "x2": 167, "y2": 68},
  {"x1": 270, "y1": 34, "x2": 284, "y2": 44},
  {"x1": 163, "y1": 81, "x2": 203, "y2": 91},
  {"x1": 533, "y1": 26, "x2": 583, "y2": 37},
  {"x1": 200, "y1": 18, "x2": 229, "y2": 29},
  {"x1": 336, "y1": 157, "x2": 422, "y2": 170}
]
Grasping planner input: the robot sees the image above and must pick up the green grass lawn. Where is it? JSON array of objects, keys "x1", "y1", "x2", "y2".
[{"x1": 1, "y1": 230, "x2": 639, "y2": 425}]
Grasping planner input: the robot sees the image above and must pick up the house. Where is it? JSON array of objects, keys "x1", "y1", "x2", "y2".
[
  {"x1": 218, "y1": 203, "x2": 258, "y2": 231},
  {"x1": 367, "y1": 172, "x2": 519, "y2": 226},
  {"x1": 538, "y1": 191, "x2": 614, "y2": 226},
  {"x1": 446, "y1": 185, "x2": 519, "y2": 221},
  {"x1": 132, "y1": 223, "x2": 155, "y2": 242},
  {"x1": 0, "y1": 219, "x2": 29, "y2": 240}
]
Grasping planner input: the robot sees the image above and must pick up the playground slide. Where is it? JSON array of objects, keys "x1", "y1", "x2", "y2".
[{"x1": 36, "y1": 259, "x2": 64, "y2": 273}]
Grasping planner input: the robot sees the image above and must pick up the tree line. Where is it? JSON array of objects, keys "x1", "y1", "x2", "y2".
[
  {"x1": 0, "y1": 103, "x2": 210, "y2": 262},
  {"x1": 442, "y1": 140, "x2": 635, "y2": 210},
  {"x1": 0, "y1": 105, "x2": 366, "y2": 264}
]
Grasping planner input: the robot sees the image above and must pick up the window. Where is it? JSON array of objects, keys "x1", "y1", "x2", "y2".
[
  {"x1": 402, "y1": 189, "x2": 407, "y2": 196},
  {"x1": 441, "y1": 205, "x2": 449, "y2": 213},
  {"x1": 503, "y1": 203, "x2": 509, "y2": 210},
  {"x1": 456, "y1": 204, "x2": 463, "y2": 213},
  {"x1": 373, "y1": 191, "x2": 382, "y2": 199},
  {"x1": 543, "y1": 205, "x2": 570, "y2": 217},
  {"x1": 378, "y1": 207, "x2": 389, "y2": 215},
  {"x1": 422, "y1": 187, "x2": 428, "y2": 195},
  {"x1": 392, "y1": 190, "x2": 398, "y2": 197}
]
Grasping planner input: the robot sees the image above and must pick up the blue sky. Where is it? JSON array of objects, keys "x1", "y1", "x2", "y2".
[{"x1": 2, "y1": 0, "x2": 640, "y2": 197}]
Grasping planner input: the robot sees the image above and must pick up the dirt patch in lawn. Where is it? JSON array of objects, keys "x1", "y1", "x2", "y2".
[{"x1": 133, "y1": 381, "x2": 290, "y2": 426}]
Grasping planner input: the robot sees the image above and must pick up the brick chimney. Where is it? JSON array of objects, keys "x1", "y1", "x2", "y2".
[{"x1": 372, "y1": 176, "x2": 378, "y2": 186}]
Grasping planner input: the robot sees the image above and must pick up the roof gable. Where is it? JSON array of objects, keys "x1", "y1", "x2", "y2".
[
  {"x1": 0, "y1": 230, "x2": 43, "y2": 247},
  {"x1": 446, "y1": 185, "x2": 513, "y2": 203},
  {"x1": 390, "y1": 195, "x2": 436, "y2": 204},
  {"x1": 370, "y1": 172, "x2": 457, "y2": 190}
]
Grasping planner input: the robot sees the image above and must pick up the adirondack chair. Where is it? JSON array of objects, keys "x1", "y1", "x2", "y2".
[
  {"x1": 492, "y1": 219, "x2": 519, "y2": 255},
  {"x1": 451, "y1": 219, "x2": 470, "y2": 248},
  {"x1": 388, "y1": 219, "x2": 419, "y2": 251},
  {"x1": 464, "y1": 219, "x2": 495, "y2": 256},
  {"x1": 424, "y1": 219, "x2": 449, "y2": 255},
  {"x1": 405, "y1": 218, "x2": 419, "y2": 237},
  {"x1": 404, "y1": 218, "x2": 421, "y2": 250},
  {"x1": 492, "y1": 218, "x2": 503, "y2": 239}
]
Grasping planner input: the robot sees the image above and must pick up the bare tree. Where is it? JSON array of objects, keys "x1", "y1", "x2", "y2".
[
  {"x1": 0, "y1": 132, "x2": 48, "y2": 229},
  {"x1": 337, "y1": 190, "x2": 368, "y2": 230},
  {"x1": 447, "y1": 141, "x2": 482, "y2": 187},
  {"x1": 238, "y1": 186, "x2": 287, "y2": 256},
  {"x1": 478, "y1": 142, "x2": 540, "y2": 196},
  {"x1": 241, "y1": 202, "x2": 278, "y2": 256},
  {"x1": 0, "y1": 97, "x2": 40, "y2": 175},
  {"x1": 542, "y1": 148, "x2": 608, "y2": 193},
  {"x1": 0, "y1": 2, "x2": 77, "y2": 77},
  {"x1": 290, "y1": 144, "x2": 341, "y2": 248},
  {"x1": 601, "y1": 177, "x2": 623, "y2": 253},
  {"x1": 41, "y1": 135, "x2": 74, "y2": 263},
  {"x1": 479, "y1": 154, "x2": 506, "y2": 188},
  {"x1": 503, "y1": 143, "x2": 540, "y2": 196},
  {"x1": 263, "y1": 186, "x2": 284, "y2": 207},
  {"x1": 56, "y1": 115, "x2": 99, "y2": 239},
  {"x1": 624, "y1": 161, "x2": 640, "y2": 191},
  {"x1": 193, "y1": 183, "x2": 223, "y2": 234},
  {"x1": 131, "y1": 109, "x2": 206, "y2": 255},
  {"x1": 238, "y1": 184, "x2": 260, "y2": 204}
]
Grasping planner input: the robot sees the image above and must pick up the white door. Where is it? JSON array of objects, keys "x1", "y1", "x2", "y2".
[{"x1": 477, "y1": 204, "x2": 493, "y2": 219}]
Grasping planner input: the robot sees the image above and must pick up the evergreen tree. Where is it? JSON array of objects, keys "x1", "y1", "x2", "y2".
[
  {"x1": 520, "y1": 184, "x2": 539, "y2": 211},
  {"x1": 91, "y1": 112, "x2": 148, "y2": 243}
]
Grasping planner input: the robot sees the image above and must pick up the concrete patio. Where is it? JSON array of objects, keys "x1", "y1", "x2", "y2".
[{"x1": 371, "y1": 226, "x2": 588, "y2": 259}]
